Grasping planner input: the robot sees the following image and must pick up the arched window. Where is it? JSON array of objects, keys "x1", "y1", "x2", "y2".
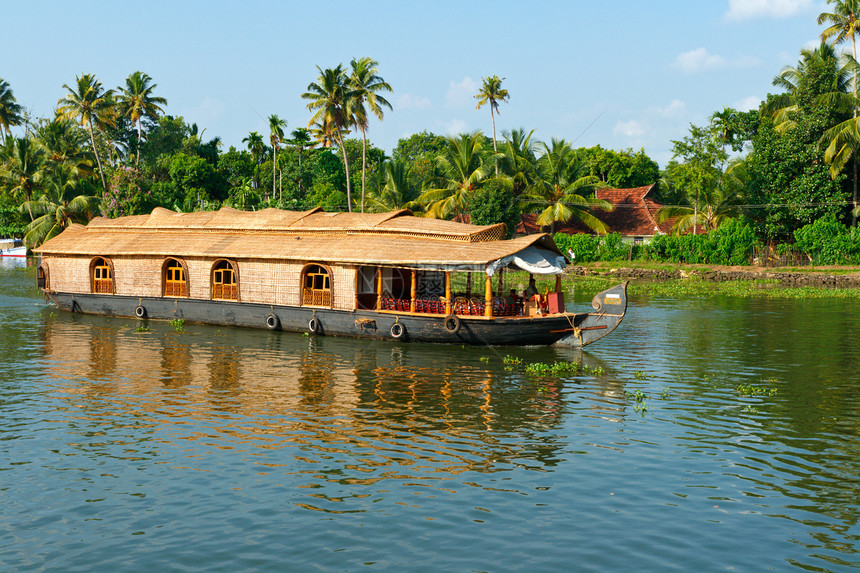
[
  {"x1": 301, "y1": 263, "x2": 332, "y2": 307},
  {"x1": 90, "y1": 257, "x2": 115, "y2": 294},
  {"x1": 163, "y1": 258, "x2": 189, "y2": 297},
  {"x1": 211, "y1": 259, "x2": 238, "y2": 301},
  {"x1": 37, "y1": 263, "x2": 49, "y2": 290}
]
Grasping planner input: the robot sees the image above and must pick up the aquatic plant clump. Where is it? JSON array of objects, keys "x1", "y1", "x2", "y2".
[{"x1": 523, "y1": 360, "x2": 604, "y2": 378}]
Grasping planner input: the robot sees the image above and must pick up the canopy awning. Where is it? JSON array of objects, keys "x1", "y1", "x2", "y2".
[{"x1": 485, "y1": 245, "x2": 567, "y2": 277}]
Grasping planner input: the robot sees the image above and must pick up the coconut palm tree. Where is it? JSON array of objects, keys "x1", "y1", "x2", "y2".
[
  {"x1": 366, "y1": 159, "x2": 420, "y2": 213},
  {"x1": 20, "y1": 182, "x2": 100, "y2": 248},
  {"x1": 242, "y1": 130, "x2": 265, "y2": 191},
  {"x1": 308, "y1": 117, "x2": 339, "y2": 148},
  {"x1": 474, "y1": 75, "x2": 509, "y2": 175},
  {"x1": 418, "y1": 132, "x2": 498, "y2": 219},
  {"x1": 656, "y1": 158, "x2": 746, "y2": 234},
  {"x1": 117, "y1": 71, "x2": 167, "y2": 165},
  {"x1": 766, "y1": 42, "x2": 852, "y2": 132},
  {"x1": 289, "y1": 127, "x2": 314, "y2": 194},
  {"x1": 36, "y1": 118, "x2": 93, "y2": 179},
  {"x1": 820, "y1": 0, "x2": 860, "y2": 79},
  {"x1": 521, "y1": 139, "x2": 610, "y2": 234},
  {"x1": 268, "y1": 114, "x2": 286, "y2": 202},
  {"x1": 0, "y1": 78, "x2": 24, "y2": 137},
  {"x1": 499, "y1": 128, "x2": 538, "y2": 195},
  {"x1": 4, "y1": 136, "x2": 46, "y2": 221},
  {"x1": 349, "y1": 57, "x2": 392, "y2": 212},
  {"x1": 56, "y1": 73, "x2": 115, "y2": 191},
  {"x1": 302, "y1": 65, "x2": 357, "y2": 211}
]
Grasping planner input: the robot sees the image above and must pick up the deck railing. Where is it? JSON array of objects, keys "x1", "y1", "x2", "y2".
[
  {"x1": 379, "y1": 294, "x2": 524, "y2": 317},
  {"x1": 302, "y1": 288, "x2": 331, "y2": 307},
  {"x1": 213, "y1": 284, "x2": 238, "y2": 300},
  {"x1": 93, "y1": 278, "x2": 113, "y2": 294},
  {"x1": 165, "y1": 282, "x2": 188, "y2": 297}
]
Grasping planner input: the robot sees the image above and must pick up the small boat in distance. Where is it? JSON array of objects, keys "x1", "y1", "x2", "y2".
[
  {"x1": 0, "y1": 239, "x2": 26, "y2": 258},
  {"x1": 34, "y1": 207, "x2": 627, "y2": 347}
]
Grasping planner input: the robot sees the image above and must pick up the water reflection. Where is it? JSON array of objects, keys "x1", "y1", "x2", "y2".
[{"x1": 38, "y1": 314, "x2": 607, "y2": 479}]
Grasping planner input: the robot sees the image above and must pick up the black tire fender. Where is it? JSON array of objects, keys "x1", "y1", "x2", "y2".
[
  {"x1": 266, "y1": 313, "x2": 279, "y2": 330},
  {"x1": 308, "y1": 316, "x2": 320, "y2": 334},
  {"x1": 135, "y1": 305, "x2": 146, "y2": 318},
  {"x1": 443, "y1": 314, "x2": 460, "y2": 334},
  {"x1": 390, "y1": 322, "x2": 406, "y2": 339}
]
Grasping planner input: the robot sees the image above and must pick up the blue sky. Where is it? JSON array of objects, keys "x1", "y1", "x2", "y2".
[{"x1": 2, "y1": 0, "x2": 828, "y2": 168}]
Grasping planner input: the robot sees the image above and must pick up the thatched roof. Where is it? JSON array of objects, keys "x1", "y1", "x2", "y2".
[{"x1": 37, "y1": 207, "x2": 564, "y2": 271}]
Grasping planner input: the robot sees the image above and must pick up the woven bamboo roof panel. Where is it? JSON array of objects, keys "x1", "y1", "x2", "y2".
[
  {"x1": 37, "y1": 207, "x2": 560, "y2": 267},
  {"x1": 81, "y1": 207, "x2": 506, "y2": 242},
  {"x1": 37, "y1": 224, "x2": 558, "y2": 267}
]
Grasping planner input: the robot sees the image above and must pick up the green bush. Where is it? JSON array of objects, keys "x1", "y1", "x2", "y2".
[
  {"x1": 552, "y1": 233, "x2": 599, "y2": 262},
  {"x1": 793, "y1": 215, "x2": 859, "y2": 264},
  {"x1": 597, "y1": 233, "x2": 629, "y2": 261},
  {"x1": 554, "y1": 217, "x2": 759, "y2": 265},
  {"x1": 0, "y1": 201, "x2": 26, "y2": 238},
  {"x1": 470, "y1": 178, "x2": 520, "y2": 238}
]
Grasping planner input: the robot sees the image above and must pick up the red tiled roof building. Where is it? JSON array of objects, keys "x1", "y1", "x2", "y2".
[{"x1": 518, "y1": 183, "x2": 675, "y2": 241}]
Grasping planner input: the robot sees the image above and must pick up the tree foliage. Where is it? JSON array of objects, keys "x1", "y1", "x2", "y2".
[{"x1": 578, "y1": 145, "x2": 659, "y2": 188}]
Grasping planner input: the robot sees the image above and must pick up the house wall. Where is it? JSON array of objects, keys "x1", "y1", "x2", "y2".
[{"x1": 40, "y1": 255, "x2": 357, "y2": 311}]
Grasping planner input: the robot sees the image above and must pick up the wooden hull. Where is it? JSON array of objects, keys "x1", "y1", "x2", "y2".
[{"x1": 45, "y1": 282, "x2": 628, "y2": 347}]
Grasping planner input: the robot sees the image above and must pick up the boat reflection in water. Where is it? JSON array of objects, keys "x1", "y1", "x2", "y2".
[{"x1": 38, "y1": 311, "x2": 625, "y2": 478}]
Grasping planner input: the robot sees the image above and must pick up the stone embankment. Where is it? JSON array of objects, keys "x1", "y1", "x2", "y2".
[{"x1": 566, "y1": 265, "x2": 860, "y2": 288}]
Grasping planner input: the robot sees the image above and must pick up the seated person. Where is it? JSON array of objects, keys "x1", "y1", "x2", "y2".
[
  {"x1": 524, "y1": 277, "x2": 539, "y2": 300},
  {"x1": 507, "y1": 288, "x2": 520, "y2": 303}
]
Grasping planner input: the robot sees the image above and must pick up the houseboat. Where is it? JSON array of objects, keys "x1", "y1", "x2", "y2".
[{"x1": 34, "y1": 207, "x2": 628, "y2": 347}]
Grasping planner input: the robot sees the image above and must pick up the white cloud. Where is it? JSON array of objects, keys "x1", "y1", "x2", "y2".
[
  {"x1": 445, "y1": 76, "x2": 479, "y2": 109},
  {"x1": 672, "y1": 47, "x2": 759, "y2": 73},
  {"x1": 657, "y1": 99, "x2": 687, "y2": 117},
  {"x1": 613, "y1": 119, "x2": 645, "y2": 138},
  {"x1": 733, "y1": 95, "x2": 762, "y2": 111},
  {"x1": 442, "y1": 118, "x2": 468, "y2": 136},
  {"x1": 397, "y1": 93, "x2": 431, "y2": 110},
  {"x1": 724, "y1": 0, "x2": 814, "y2": 21}
]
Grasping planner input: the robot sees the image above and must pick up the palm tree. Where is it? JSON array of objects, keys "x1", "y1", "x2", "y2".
[
  {"x1": 366, "y1": 159, "x2": 420, "y2": 213},
  {"x1": 56, "y1": 73, "x2": 115, "y2": 191},
  {"x1": 418, "y1": 132, "x2": 497, "y2": 219},
  {"x1": 766, "y1": 42, "x2": 851, "y2": 132},
  {"x1": 36, "y1": 117, "x2": 93, "y2": 179},
  {"x1": 4, "y1": 136, "x2": 46, "y2": 221},
  {"x1": 0, "y1": 78, "x2": 24, "y2": 137},
  {"x1": 226, "y1": 177, "x2": 259, "y2": 210},
  {"x1": 116, "y1": 71, "x2": 167, "y2": 165},
  {"x1": 289, "y1": 127, "x2": 314, "y2": 194},
  {"x1": 308, "y1": 117, "x2": 339, "y2": 148},
  {"x1": 499, "y1": 128, "x2": 538, "y2": 195},
  {"x1": 474, "y1": 75, "x2": 509, "y2": 175},
  {"x1": 242, "y1": 131, "x2": 265, "y2": 191},
  {"x1": 521, "y1": 139, "x2": 610, "y2": 234},
  {"x1": 656, "y1": 158, "x2": 746, "y2": 234},
  {"x1": 820, "y1": 0, "x2": 860, "y2": 83},
  {"x1": 349, "y1": 57, "x2": 393, "y2": 212},
  {"x1": 20, "y1": 183, "x2": 100, "y2": 248},
  {"x1": 268, "y1": 114, "x2": 287, "y2": 202},
  {"x1": 302, "y1": 65, "x2": 357, "y2": 211}
]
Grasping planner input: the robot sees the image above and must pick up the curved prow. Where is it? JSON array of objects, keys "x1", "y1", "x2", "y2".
[{"x1": 555, "y1": 281, "x2": 628, "y2": 348}]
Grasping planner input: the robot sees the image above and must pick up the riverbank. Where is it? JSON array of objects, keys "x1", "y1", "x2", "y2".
[{"x1": 568, "y1": 262, "x2": 860, "y2": 288}]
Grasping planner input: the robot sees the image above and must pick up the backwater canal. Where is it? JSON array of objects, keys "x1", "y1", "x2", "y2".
[{"x1": 0, "y1": 264, "x2": 858, "y2": 572}]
